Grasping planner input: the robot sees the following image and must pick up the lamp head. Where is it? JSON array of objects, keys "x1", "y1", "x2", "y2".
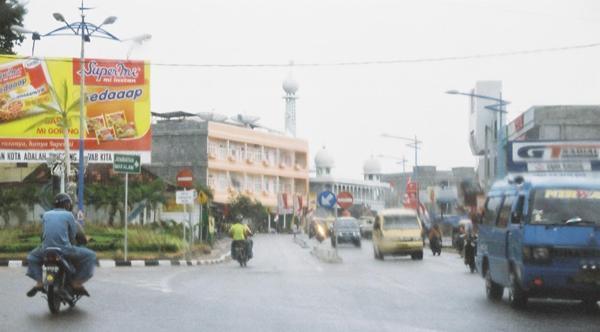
[
  {"x1": 11, "y1": 25, "x2": 34, "y2": 34},
  {"x1": 102, "y1": 16, "x2": 117, "y2": 25},
  {"x1": 130, "y1": 33, "x2": 152, "y2": 44},
  {"x1": 52, "y1": 13, "x2": 66, "y2": 22},
  {"x1": 445, "y1": 90, "x2": 459, "y2": 95}
]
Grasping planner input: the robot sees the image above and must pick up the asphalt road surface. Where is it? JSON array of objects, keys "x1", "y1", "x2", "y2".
[{"x1": 1, "y1": 234, "x2": 599, "y2": 332}]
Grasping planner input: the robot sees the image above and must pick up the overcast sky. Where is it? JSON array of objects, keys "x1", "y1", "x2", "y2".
[{"x1": 14, "y1": 0, "x2": 600, "y2": 179}]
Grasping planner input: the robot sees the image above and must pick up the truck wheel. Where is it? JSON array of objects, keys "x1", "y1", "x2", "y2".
[
  {"x1": 485, "y1": 269, "x2": 503, "y2": 301},
  {"x1": 508, "y1": 272, "x2": 528, "y2": 308}
]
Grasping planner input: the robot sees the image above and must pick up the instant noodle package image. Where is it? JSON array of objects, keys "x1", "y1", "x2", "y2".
[
  {"x1": 85, "y1": 99, "x2": 138, "y2": 143},
  {"x1": 0, "y1": 58, "x2": 56, "y2": 125}
]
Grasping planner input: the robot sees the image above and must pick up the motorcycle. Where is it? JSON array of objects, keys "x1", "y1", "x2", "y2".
[
  {"x1": 463, "y1": 234, "x2": 477, "y2": 273},
  {"x1": 232, "y1": 241, "x2": 249, "y2": 267},
  {"x1": 430, "y1": 236, "x2": 442, "y2": 256},
  {"x1": 42, "y1": 247, "x2": 84, "y2": 314}
]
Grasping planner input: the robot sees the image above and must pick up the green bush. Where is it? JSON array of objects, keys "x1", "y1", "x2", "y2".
[{"x1": 0, "y1": 224, "x2": 185, "y2": 254}]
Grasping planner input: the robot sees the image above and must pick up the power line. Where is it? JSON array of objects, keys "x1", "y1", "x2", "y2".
[{"x1": 3, "y1": 40, "x2": 600, "y2": 68}]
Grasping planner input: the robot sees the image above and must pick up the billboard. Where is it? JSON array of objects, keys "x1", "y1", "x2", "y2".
[
  {"x1": 0, "y1": 55, "x2": 151, "y2": 164},
  {"x1": 507, "y1": 141, "x2": 600, "y2": 174}
]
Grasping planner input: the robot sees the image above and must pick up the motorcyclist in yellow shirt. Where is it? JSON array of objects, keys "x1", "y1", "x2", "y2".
[{"x1": 229, "y1": 215, "x2": 253, "y2": 259}]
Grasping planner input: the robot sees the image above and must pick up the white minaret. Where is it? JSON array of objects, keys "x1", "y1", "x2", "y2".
[{"x1": 282, "y1": 71, "x2": 299, "y2": 137}]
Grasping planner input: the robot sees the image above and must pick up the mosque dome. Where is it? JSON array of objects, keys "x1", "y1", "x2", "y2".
[
  {"x1": 315, "y1": 146, "x2": 335, "y2": 168},
  {"x1": 363, "y1": 156, "x2": 382, "y2": 175},
  {"x1": 282, "y1": 73, "x2": 299, "y2": 94}
]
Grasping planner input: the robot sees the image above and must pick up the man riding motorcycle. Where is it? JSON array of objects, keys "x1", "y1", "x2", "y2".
[
  {"x1": 229, "y1": 216, "x2": 253, "y2": 260},
  {"x1": 25, "y1": 193, "x2": 96, "y2": 297}
]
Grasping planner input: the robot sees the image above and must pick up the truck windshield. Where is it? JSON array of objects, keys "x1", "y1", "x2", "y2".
[
  {"x1": 383, "y1": 215, "x2": 419, "y2": 230},
  {"x1": 530, "y1": 189, "x2": 600, "y2": 225}
]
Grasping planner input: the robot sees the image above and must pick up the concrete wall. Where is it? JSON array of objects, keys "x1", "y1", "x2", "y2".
[{"x1": 149, "y1": 120, "x2": 209, "y2": 186}]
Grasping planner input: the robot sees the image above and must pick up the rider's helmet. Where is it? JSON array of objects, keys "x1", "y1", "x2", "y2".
[
  {"x1": 236, "y1": 214, "x2": 243, "y2": 223},
  {"x1": 54, "y1": 193, "x2": 73, "y2": 211}
]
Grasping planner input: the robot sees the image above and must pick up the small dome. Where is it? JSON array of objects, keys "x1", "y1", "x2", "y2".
[
  {"x1": 282, "y1": 73, "x2": 299, "y2": 94},
  {"x1": 363, "y1": 156, "x2": 382, "y2": 175},
  {"x1": 315, "y1": 146, "x2": 335, "y2": 168}
]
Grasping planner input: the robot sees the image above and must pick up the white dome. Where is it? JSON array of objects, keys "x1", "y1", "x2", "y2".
[
  {"x1": 315, "y1": 146, "x2": 335, "y2": 168},
  {"x1": 363, "y1": 156, "x2": 382, "y2": 174},
  {"x1": 282, "y1": 73, "x2": 299, "y2": 94}
]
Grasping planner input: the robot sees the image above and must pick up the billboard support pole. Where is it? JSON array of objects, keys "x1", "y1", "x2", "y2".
[{"x1": 124, "y1": 172, "x2": 128, "y2": 261}]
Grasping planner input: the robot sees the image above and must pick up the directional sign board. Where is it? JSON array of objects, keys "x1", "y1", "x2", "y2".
[
  {"x1": 113, "y1": 154, "x2": 141, "y2": 174},
  {"x1": 176, "y1": 190, "x2": 196, "y2": 205},
  {"x1": 337, "y1": 191, "x2": 354, "y2": 209},
  {"x1": 317, "y1": 191, "x2": 337, "y2": 209}
]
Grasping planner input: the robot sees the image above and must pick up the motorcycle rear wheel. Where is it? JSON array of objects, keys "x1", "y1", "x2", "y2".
[{"x1": 47, "y1": 285, "x2": 61, "y2": 314}]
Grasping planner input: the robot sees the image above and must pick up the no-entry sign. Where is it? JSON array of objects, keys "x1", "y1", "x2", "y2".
[
  {"x1": 337, "y1": 191, "x2": 354, "y2": 209},
  {"x1": 176, "y1": 168, "x2": 194, "y2": 188}
]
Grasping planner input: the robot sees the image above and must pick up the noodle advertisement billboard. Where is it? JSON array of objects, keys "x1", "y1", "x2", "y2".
[{"x1": 0, "y1": 55, "x2": 151, "y2": 164}]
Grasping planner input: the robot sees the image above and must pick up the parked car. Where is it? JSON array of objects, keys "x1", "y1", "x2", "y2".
[
  {"x1": 331, "y1": 217, "x2": 361, "y2": 248},
  {"x1": 359, "y1": 216, "x2": 374, "y2": 239},
  {"x1": 373, "y1": 208, "x2": 424, "y2": 260}
]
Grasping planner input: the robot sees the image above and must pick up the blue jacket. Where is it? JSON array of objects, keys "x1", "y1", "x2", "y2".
[{"x1": 41, "y1": 209, "x2": 78, "y2": 249}]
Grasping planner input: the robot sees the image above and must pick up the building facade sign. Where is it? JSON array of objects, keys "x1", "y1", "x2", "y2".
[
  {"x1": 508, "y1": 141, "x2": 600, "y2": 174},
  {"x1": 0, "y1": 55, "x2": 151, "y2": 163}
]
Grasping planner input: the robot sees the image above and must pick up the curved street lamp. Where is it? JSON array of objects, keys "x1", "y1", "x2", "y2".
[
  {"x1": 445, "y1": 89, "x2": 510, "y2": 181},
  {"x1": 11, "y1": 4, "x2": 151, "y2": 217}
]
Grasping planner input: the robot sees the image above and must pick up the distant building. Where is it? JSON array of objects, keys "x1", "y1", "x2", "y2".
[
  {"x1": 381, "y1": 166, "x2": 478, "y2": 215},
  {"x1": 309, "y1": 147, "x2": 391, "y2": 212},
  {"x1": 149, "y1": 114, "x2": 309, "y2": 209},
  {"x1": 507, "y1": 105, "x2": 600, "y2": 141}
]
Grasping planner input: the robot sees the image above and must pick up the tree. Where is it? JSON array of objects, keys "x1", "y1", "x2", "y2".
[
  {"x1": 20, "y1": 183, "x2": 41, "y2": 223},
  {"x1": 27, "y1": 81, "x2": 81, "y2": 192},
  {"x1": 228, "y1": 194, "x2": 268, "y2": 229},
  {"x1": 0, "y1": 0, "x2": 27, "y2": 54},
  {"x1": 86, "y1": 179, "x2": 124, "y2": 226},
  {"x1": 130, "y1": 179, "x2": 167, "y2": 224},
  {"x1": 0, "y1": 186, "x2": 26, "y2": 226}
]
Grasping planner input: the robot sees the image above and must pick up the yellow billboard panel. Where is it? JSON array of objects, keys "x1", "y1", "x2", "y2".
[{"x1": 0, "y1": 55, "x2": 151, "y2": 163}]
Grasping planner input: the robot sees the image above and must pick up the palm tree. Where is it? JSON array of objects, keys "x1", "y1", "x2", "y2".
[
  {"x1": 27, "y1": 81, "x2": 81, "y2": 192},
  {"x1": 0, "y1": 187, "x2": 26, "y2": 226},
  {"x1": 143, "y1": 179, "x2": 167, "y2": 223},
  {"x1": 86, "y1": 180, "x2": 124, "y2": 226},
  {"x1": 20, "y1": 184, "x2": 41, "y2": 223}
]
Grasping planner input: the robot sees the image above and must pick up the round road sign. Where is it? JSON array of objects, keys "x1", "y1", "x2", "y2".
[
  {"x1": 176, "y1": 168, "x2": 194, "y2": 188},
  {"x1": 337, "y1": 191, "x2": 354, "y2": 209}
]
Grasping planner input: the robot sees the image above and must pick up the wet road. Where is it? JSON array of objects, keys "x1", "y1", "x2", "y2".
[{"x1": 1, "y1": 234, "x2": 599, "y2": 331}]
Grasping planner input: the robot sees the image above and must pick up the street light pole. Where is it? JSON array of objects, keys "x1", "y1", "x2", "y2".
[{"x1": 78, "y1": 9, "x2": 86, "y2": 215}]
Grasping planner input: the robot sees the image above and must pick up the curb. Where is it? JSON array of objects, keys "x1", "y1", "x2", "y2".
[
  {"x1": 310, "y1": 245, "x2": 342, "y2": 264},
  {"x1": 0, "y1": 253, "x2": 231, "y2": 268}
]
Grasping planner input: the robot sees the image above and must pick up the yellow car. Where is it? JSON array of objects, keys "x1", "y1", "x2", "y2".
[{"x1": 373, "y1": 208, "x2": 424, "y2": 260}]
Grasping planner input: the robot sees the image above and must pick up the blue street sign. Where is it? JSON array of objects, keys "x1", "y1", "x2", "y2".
[{"x1": 318, "y1": 191, "x2": 337, "y2": 209}]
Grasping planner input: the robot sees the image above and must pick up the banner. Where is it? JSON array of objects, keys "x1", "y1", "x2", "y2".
[{"x1": 0, "y1": 55, "x2": 151, "y2": 163}]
